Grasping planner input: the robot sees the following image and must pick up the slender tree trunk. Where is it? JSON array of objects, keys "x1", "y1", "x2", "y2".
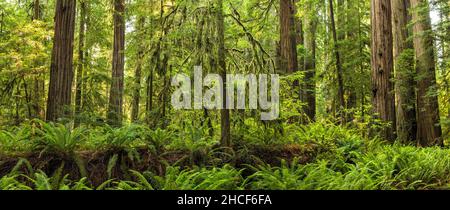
[
  {"x1": 280, "y1": 0, "x2": 298, "y2": 74},
  {"x1": 357, "y1": 0, "x2": 366, "y2": 124},
  {"x1": 195, "y1": 15, "x2": 214, "y2": 137},
  {"x1": 346, "y1": 0, "x2": 358, "y2": 121},
  {"x1": 146, "y1": 50, "x2": 157, "y2": 125},
  {"x1": 131, "y1": 17, "x2": 146, "y2": 122},
  {"x1": 370, "y1": 0, "x2": 396, "y2": 141},
  {"x1": 82, "y1": 9, "x2": 91, "y2": 111},
  {"x1": 107, "y1": 0, "x2": 125, "y2": 127},
  {"x1": 160, "y1": 55, "x2": 169, "y2": 121},
  {"x1": 303, "y1": 3, "x2": 317, "y2": 122},
  {"x1": 217, "y1": 0, "x2": 231, "y2": 147},
  {"x1": 293, "y1": 0, "x2": 303, "y2": 96},
  {"x1": 32, "y1": 0, "x2": 44, "y2": 119},
  {"x1": 74, "y1": 1, "x2": 87, "y2": 127},
  {"x1": 411, "y1": 0, "x2": 442, "y2": 146},
  {"x1": 329, "y1": 0, "x2": 345, "y2": 123},
  {"x1": 46, "y1": 0, "x2": 76, "y2": 122},
  {"x1": 33, "y1": 0, "x2": 40, "y2": 20},
  {"x1": 294, "y1": 0, "x2": 304, "y2": 73},
  {"x1": 392, "y1": 0, "x2": 417, "y2": 143}
]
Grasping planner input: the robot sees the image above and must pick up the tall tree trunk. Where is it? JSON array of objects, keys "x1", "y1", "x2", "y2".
[
  {"x1": 146, "y1": 58, "x2": 155, "y2": 123},
  {"x1": 33, "y1": 0, "x2": 40, "y2": 20},
  {"x1": 329, "y1": 0, "x2": 345, "y2": 123},
  {"x1": 392, "y1": 0, "x2": 417, "y2": 143},
  {"x1": 411, "y1": 0, "x2": 442, "y2": 146},
  {"x1": 217, "y1": 0, "x2": 231, "y2": 147},
  {"x1": 370, "y1": 0, "x2": 396, "y2": 141},
  {"x1": 46, "y1": 0, "x2": 76, "y2": 122},
  {"x1": 32, "y1": 0, "x2": 44, "y2": 119},
  {"x1": 357, "y1": 0, "x2": 366, "y2": 125},
  {"x1": 280, "y1": 0, "x2": 298, "y2": 74},
  {"x1": 303, "y1": 3, "x2": 317, "y2": 122},
  {"x1": 75, "y1": 1, "x2": 87, "y2": 127},
  {"x1": 294, "y1": 0, "x2": 304, "y2": 73},
  {"x1": 346, "y1": 0, "x2": 358, "y2": 121},
  {"x1": 131, "y1": 17, "x2": 145, "y2": 122},
  {"x1": 107, "y1": 0, "x2": 125, "y2": 127}
]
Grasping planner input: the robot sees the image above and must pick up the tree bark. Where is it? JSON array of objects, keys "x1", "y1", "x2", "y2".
[
  {"x1": 46, "y1": 0, "x2": 76, "y2": 122},
  {"x1": 294, "y1": 0, "x2": 304, "y2": 73},
  {"x1": 217, "y1": 0, "x2": 231, "y2": 147},
  {"x1": 107, "y1": 0, "x2": 125, "y2": 127},
  {"x1": 411, "y1": 0, "x2": 442, "y2": 146},
  {"x1": 346, "y1": 0, "x2": 358, "y2": 121},
  {"x1": 131, "y1": 17, "x2": 145, "y2": 122},
  {"x1": 75, "y1": 1, "x2": 87, "y2": 127},
  {"x1": 32, "y1": 0, "x2": 44, "y2": 119},
  {"x1": 146, "y1": 56, "x2": 155, "y2": 123},
  {"x1": 329, "y1": 0, "x2": 345, "y2": 123},
  {"x1": 33, "y1": 0, "x2": 40, "y2": 20},
  {"x1": 280, "y1": 0, "x2": 298, "y2": 74},
  {"x1": 392, "y1": 0, "x2": 417, "y2": 143},
  {"x1": 303, "y1": 2, "x2": 317, "y2": 122},
  {"x1": 370, "y1": 0, "x2": 396, "y2": 141}
]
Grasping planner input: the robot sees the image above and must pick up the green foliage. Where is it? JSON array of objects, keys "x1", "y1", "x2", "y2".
[
  {"x1": 34, "y1": 121, "x2": 87, "y2": 154},
  {"x1": 151, "y1": 165, "x2": 245, "y2": 190},
  {"x1": 0, "y1": 0, "x2": 449, "y2": 191}
]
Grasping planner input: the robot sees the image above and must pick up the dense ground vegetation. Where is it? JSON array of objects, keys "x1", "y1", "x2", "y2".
[
  {"x1": 0, "y1": 0, "x2": 449, "y2": 190},
  {"x1": 1, "y1": 120, "x2": 450, "y2": 190}
]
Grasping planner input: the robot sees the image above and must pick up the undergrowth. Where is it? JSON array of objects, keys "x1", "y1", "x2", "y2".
[{"x1": 1, "y1": 120, "x2": 450, "y2": 190}]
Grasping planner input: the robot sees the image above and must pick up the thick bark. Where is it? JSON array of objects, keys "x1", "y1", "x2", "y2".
[
  {"x1": 46, "y1": 0, "x2": 76, "y2": 122},
  {"x1": 303, "y1": 4, "x2": 317, "y2": 121},
  {"x1": 75, "y1": 1, "x2": 87, "y2": 127},
  {"x1": 370, "y1": 0, "x2": 396, "y2": 141},
  {"x1": 411, "y1": 0, "x2": 442, "y2": 146},
  {"x1": 329, "y1": 0, "x2": 345, "y2": 122},
  {"x1": 107, "y1": 0, "x2": 125, "y2": 127},
  {"x1": 217, "y1": 0, "x2": 231, "y2": 147},
  {"x1": 280, "y1": 0, "x2": 298, "y2": 74},
  {"x1": 392, "y1": 0, "x2": 417, "y2": 143},
  {"x1": 131, "y1": 17, "x2": 145, "y2": 122}
]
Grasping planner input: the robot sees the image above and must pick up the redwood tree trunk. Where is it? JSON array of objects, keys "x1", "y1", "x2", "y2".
[
  {"x1": 46, "y1": 0, "x2": 76, "y2": 122},
  {"x1": 392, "y1": 0, "x2": 417, "y2": 143},
  {"x1": 107, "y1": 0, "x2": 125, "y2": 126},
  {"x1": 280, "y1": 0, "x2": 298, "y2": 74},
  {"x1": 370, "y1": 0, "x2": 396, "y2": 141},
  {"x1": 411, "y1": 0, "x2": 442, "y2": 146}
]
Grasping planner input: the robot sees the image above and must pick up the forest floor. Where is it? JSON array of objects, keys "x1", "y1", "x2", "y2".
[{"x1": 1, "y1": 121, "x2": 450, "y2": 190}]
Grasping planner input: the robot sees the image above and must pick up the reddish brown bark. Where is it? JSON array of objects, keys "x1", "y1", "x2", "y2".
[
  {"x1": 46, "y1": 0, "x2": 76, "y2": 122},
  {"x1": 370, "y1": 0, "x2": 396, "y2": 141},
  {"x1": 280, "y1": 0, "x2": 298, "y2": 74},
  {"x1": 411, "y1": 0, "x2": 442, "y2": 146},
  {"x1": 392, "y1": 0, "x2": 417, "y2": 143},
  {"x1": 107, "y1": 0, "x2": 125, "y2": 126}
]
